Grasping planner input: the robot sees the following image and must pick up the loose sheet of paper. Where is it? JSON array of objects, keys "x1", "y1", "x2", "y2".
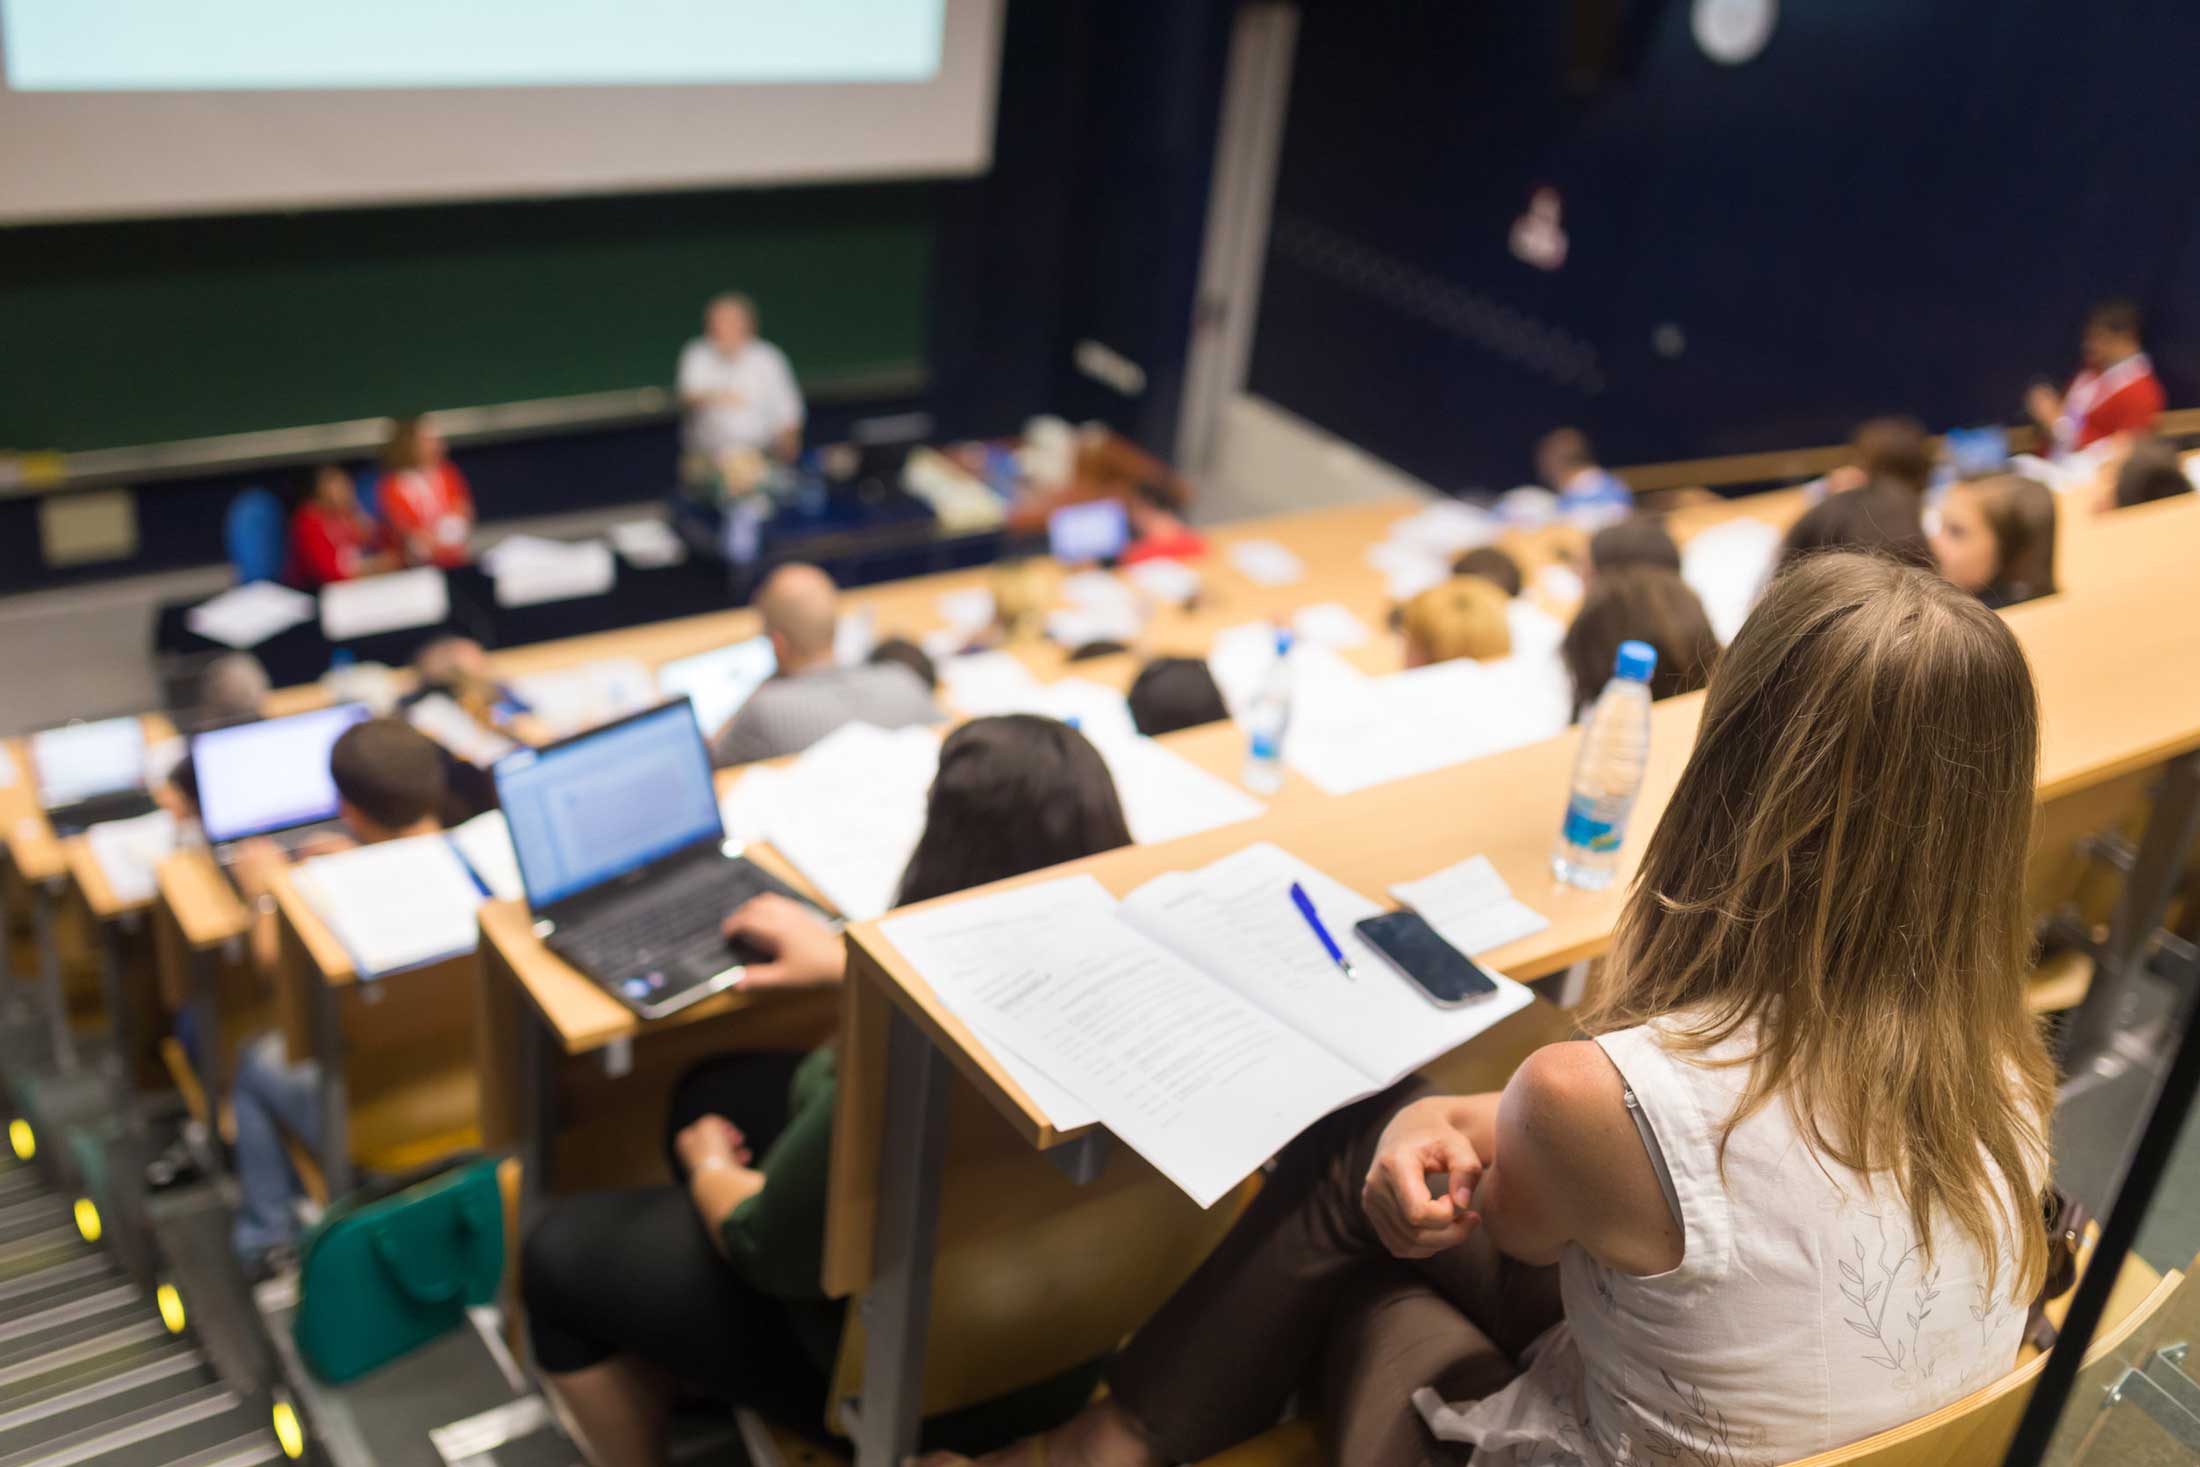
[
  {"x1": 1390, "y1": 854, "x2": 1550, "y2": 956},
  {"x1": 1291, "y1": 602, "x2": 1371, "y2": 651},
  {"x1": 938, "y1": 651, "x2": 1047, "y2": 718},
  {"x1": 84, "y1": 810, "x2": 179, "y2": 907},
  {"x1": 1125, "y1": 557, "x2": 1200, "y2": 606},
  {"x1": 762, "y1": 723, "x2": 941, "y2": 921},
  {"x1": 321, "y1": 567, "x2": 449, "y2": 641},
  {"x1": 1227, "y1": 538, "x2": 1305, "y2": 586},
  {"x1": 507, "y1": 659, "x2": 656, "y2": 738},
  {"x1": 717, "y1": 764, "x2": 789, "y2": 849},
  {"x1": 186, "y1": 580, "x2": 316, "y2": 649},
  {"x1": 448, "y1": 810, "x2": 525, "y2": 903},
  {"x1": 492, "y1": 539, "x2": 616, "y2": 608},
  {"x1": 883, "y1": 875, "x2": 1368, "y2": 1206},
  {"x1": 609, "y1": 518, "x2": 685, "y2": 568},
  {"x1": 936, "y1": 586, "x2": 997, "y2": 632},
  {"x1": 1283, "y1": 656, "x2": 1568, "y2": 797},
  {"x1": 292, "y1": 833, "x2": 483, "y2": 978},
  {"x1": 406, "y1": 693, "x2": 520, "y2": 768},
  {"x1": 1367, "y1": 540, "x2": 1450, "y2": 601},
  {"x1": 1089, "y1": 729, "x2": 1265, "y2": 846}
]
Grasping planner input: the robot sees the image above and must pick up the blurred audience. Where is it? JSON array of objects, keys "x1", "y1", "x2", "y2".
[
  {"x1": 1932, "y1": 476, "x2": 2058, "y2": 609},
  {"x1": 1400, "y1": 577, "x2": 1512, "y2": 667},
  {"x1": 288, "y1": 464, "x2": 390, "y2": 587},
  {"x1": 378, "y1": 415, "x2": 476, "y2": 568},
  {"x1": 2111, "y1": 435, "x2": 2195, "y2": 510},
  {"x1": 1560, "y1": 567, "x2": 1719, "y2": 719},
  {"x1": 1450, "y1": 546, "x2": 1523, "y2": 597},
  {"x1": 2027, "y1": 298, "x2": 2164, "y2": 457},
  {"x1": 1536, "y1": 427, "x2": 1633, "y2": 517},
  {"x1": 1587, "y1": 517, "x2": 1682, "y2": 580},
  {"x1": 1776, "y1": 485, "x2": 1935, "y2": 574},
  {"x1": 1127, "y1": 657, "x2": 1229, "y2": 737}
]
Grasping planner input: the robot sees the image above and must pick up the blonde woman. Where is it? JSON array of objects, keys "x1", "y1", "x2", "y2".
[
  {"x1": 933, "y1": 552, "x2": 2053, "y2": 1467},
  {"x1": 1401, "y1": 575, "x2": 1513, "y2": 667}
]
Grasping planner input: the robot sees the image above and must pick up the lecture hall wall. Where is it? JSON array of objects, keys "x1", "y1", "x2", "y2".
[{"x1": 1247, "y1": 0, "x2": 2200, "y2": 492}]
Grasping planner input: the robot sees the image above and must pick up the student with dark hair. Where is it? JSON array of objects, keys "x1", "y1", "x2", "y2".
[
  {"x1": 1535, "y1": 427, "x2": 1632, "y2": 517},
  {"x1": 2027, "y1": 298, "x2": 2165, "y2": 457},
  {"x1": 1586, "y1": 517, "x2": 1681, "y2": 579},
  {"x1": 2111, "y1": 435, "x2": 2195, "y2": 509},
  {"x1": 1450, "y1": 546, "x2": 1523, "y2": 598},
  {"x1": 226, "y1": 719, "x2": 450, "y2": 1271},
  {"x1": 1128, "y1": 657, "x2": 1229, "y2": 737},
  {"x1": 1122, "y1": 481, "x2": 1209, "y2": 566},
  {"x1": 868, "y1": 636, "x2": 940, "y2": 690},
  {"x1": 288, "y1": 464, "x2": 391, "y2": 587},
  {"x1": 1775, "y1": 484, "x2": 1935, "y2": 575},
  {"x1": 1932, "y1": 476, "x2": 2058, "y2": 609},
  {"x1": 522, "y1": 716, "x2": 1134, "y2": 1464},
  {"x1": 1066, "y1": 640, "x2": 1131, "y2": 662},
  {"x1": 1559, "y1": 568, "x2": 1720, "y2": 720}
]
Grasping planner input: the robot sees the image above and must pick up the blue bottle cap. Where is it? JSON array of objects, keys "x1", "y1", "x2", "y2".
[
  {"x1": 1615, "y1": 640, "x2": 1658, "y2": 682},
  {"x1": 1273, "y1": 628, "x2": 1295, "y2": 655}
]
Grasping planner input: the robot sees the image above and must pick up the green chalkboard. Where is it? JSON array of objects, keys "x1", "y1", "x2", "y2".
[{"x1": 0, "y1": 182, "x2": 936, "y2": 453}]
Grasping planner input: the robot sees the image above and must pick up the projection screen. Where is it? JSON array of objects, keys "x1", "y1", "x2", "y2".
[{"x1": 0, "y1": 0, "x2": 1001, "y2": 223}]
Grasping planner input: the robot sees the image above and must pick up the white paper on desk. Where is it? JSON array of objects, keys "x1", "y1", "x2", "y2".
[
  {"x1": 1292, "y1": 602, "x2": 1371, "y2": 651},
  {"x1": 1503, "y1": 600, "x2": 1567, "y2": 660},
  {"x1": 1120, "y1": 843, "x2": 1534, "y2": 1086},
  {"x1": 883, "y1": 876, "x2": 1366, "y2": 1205},
  {"x1": 1283, "y1": 658, "x2": 1564, "y2": 796},
  {"x1": 936, "y1": 586, "x2": 997, "y2": 632},
  {"x1": 1125, "y1": 557, "x2": 1200, "y2": 606},
  {"x1": 448, "y1": 810, "x2": 524, "y2": 903},
  {"x1": 1088, "y1": 728, "x2": 1264, "y2": 846},
  {"x1": 939, "y1": 650, "x2": 1046, "y2": 718},
  {"x1": 1038, "y1": 679, "x2": 1139, "y2": 745},
  {"x1": 1533, "y1": 564, "x2": 1584, "y2": 607},
  {"x1": 479, "y1": 534, "x2": 570, "y2": 576},
  {"x1": 1227, "y1": 539, "x2": 1305, "y2": 587},
  {"x1": 762, "y1": 723, "x2": 941, "y2": 921},
  {"x1": 292, "y1": 833, "x2": 483, "y2": 978},
  {"x1": 920, "y1": 626, "x2": 968, "y2": 661},
  {"x1": 321, "y1": 567, "x2": 449, "y2": 641},
  {"x1": 1388, "y1": 499, "x2": 1500, "y2": 555},
  {"x1": 1367, "y1": 540, "x2": 1450, "y2": 602},
  {"x1": 1046, "y1": 606, "x2": 1143, "y2": 651},
  {"x1": 835, "y1": 605, "x2": 877, "y2": 667},
  {"x1": 1061, "y1": 569, "x2": 1136, "y2": 613},
  {"x1": 144, "y1": 736, "x2": 188, "y2": 792},
  {"x1": 1391, "y1": 855, "x2": 1550, "y2": 956},
  {"x1": 493, "y1": 540, "x2": 616, "y2": 609},
  {"x1": 405, "y1": 693, "x2": 519, "y2": 768},
  {"x1": 507, "y1": 658, "x2": 656, "y2": 738},
  {"x1": 718, "y1": 764, "x2": 790, "y2": 848},
  {"x1": 186, "y1": 580, "x2": 315, "y2": 649},
  {"x1": 1682, "y1": 516, "x2": 1782, "y2": 645},
  {"x1": 609, "y1": 518, "x2": 685, "y2": 568},
  {"x1": 1208, "y1": 625, "x2": 1370, "y2": 720},
  {"x1": 85, "y1": 810, "x2": 179, "y2": 907}
]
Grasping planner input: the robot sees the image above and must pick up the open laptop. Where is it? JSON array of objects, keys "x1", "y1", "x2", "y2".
[
  {"x1": 493, "y1": 698, "x2": 820, "y2": 1020},
  {"x1": 31, "y1": 717, "x2": 156, "y2": 834},
  {"x1": 1047, "y1": 498, "x2": 1130, "y2": 565},
  {"x1": 655, "y1": 636, "x2": 776, "y2": 740},
  {"x1": 192, "y1": 703, "x2": 372, "y2": 858}
]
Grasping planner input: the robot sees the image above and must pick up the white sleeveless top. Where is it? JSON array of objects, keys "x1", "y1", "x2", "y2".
[{"x1": 1413, "y1": 1018, "x2": 2035, "y2": 1466}]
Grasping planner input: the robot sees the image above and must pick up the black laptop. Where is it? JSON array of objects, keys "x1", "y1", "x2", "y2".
[
  {"x1": 30, "y1": 717, "x2": 157, "y2": 835},
  {"x1": 493, "y1": 698, "x2": 822, "y2": 1020}
]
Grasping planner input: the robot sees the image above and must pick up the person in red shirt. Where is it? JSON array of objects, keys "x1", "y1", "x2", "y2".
[
  {"x1": 1120, "y1": 483, "x2": 1209, "y2": 565},
  {"x1": 288, "y1": 464, "x2": 392, "y2": 587},
  {"x1": 378, "y1": 414, "x2": 477, "y2": 567},
  {"x1": 2027, "y1": 298, "x2": 2165, "y2": 458}
]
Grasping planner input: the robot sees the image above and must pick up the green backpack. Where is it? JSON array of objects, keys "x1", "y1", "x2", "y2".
[{"x1": 294, "y1": 1154, "x2": 505, "y2": 1383}]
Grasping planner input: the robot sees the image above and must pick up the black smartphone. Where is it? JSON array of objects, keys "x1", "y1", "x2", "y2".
[{"x1": 1353, "y1": 911, "x2": 1501, "y2": 1008}]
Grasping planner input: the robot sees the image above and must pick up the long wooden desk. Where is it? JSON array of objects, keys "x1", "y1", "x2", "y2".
[{"x1": 821, "y1": 493, "x2": 2200, "y2": 1465}]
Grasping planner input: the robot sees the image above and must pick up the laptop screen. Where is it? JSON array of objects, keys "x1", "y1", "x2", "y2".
[
  {"x1": 495, "y1": 700, "x2": 723, "y2": 910},
  {"x1": 656, "y1": 636, "x2": 776, "y2": 738},
  {"x1": 192, "y1": 704, "x2": 371, "y2": 844},
  {"x1": 31, "y1": 717, "x2": 148, "y2": 809},
  {"x1": 1047, "y1": 499, "x2": 1129, "y2": 564}
]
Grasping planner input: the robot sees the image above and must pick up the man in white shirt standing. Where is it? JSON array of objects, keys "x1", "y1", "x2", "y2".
[{"x1": 677, "y1": 292, "x2": 805, "y2": 471}]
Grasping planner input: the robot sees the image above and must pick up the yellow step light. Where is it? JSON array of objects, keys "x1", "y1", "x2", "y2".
[
  {"x1": 7, "y1": 1119, "x2": 31, "y2": 1161},
  {"x1": 157, "y1": 1281, "x2": 187, "y2": 1334},
  {"x1": 73, "y1": 1197, "x2": 101, "y2": 1243},
  {"x1": 272, "y1": 1398, "x2": 306, "y2": 1460}
]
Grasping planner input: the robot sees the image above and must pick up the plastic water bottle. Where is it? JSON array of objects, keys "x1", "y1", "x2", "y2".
[
  {"x1": 1240, "y1": 629, "x2": 1294, "y2": 795},
  {"x1": 1552, "y1": 639, "x2": 1657, "y2": 890}
]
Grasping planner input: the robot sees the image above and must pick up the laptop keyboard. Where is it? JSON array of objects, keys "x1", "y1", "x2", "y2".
[{"x1": 554, "y1": 859, "x2": 788, "y2": 980}]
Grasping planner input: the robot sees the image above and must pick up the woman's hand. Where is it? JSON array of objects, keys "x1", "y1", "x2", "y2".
[
  {"x1": 674, "y1": 1114, "x2": 753, "y2": 1175},
  {"x1": 723, "y1": 894, "x2": 845, "y2": 989},
  {"x1": 1361, "y1": 1096, "x2": 1484, "y2": 1259}
]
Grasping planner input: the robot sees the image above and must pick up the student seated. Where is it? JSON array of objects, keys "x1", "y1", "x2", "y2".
[
  {"x1": 225, "y1": 718, "x2": 450, "y2": 1272},
  {"x1": 935, "y1": 553, "x2": 2053, "y2": 1467},
  {"x1": 522, "y1": 715, "x2": 1134, "y2": 1464},
  {"x1": 1401, "y1": 577, "x2": 1512, "y2": 667},
  {"x1": 1127, "y1": 657, "x2": 1229, "y2": 737},
  {"x1": 1818, "y1": 415, "x2": 1934, "y2": 500},
  {"x1": 1535, "y1": 427, "x2": 1632, "y2": 518},
  {"x1": 1775, "y1": 484, "x2": 1935, "y2": 574},
  {"x1": 2110, "y1": 434, "x2": 2195, "y2": 509},
  {"x1": 1932, "y1": 476, "x2": 2058, "y2": 609},
  {"x1": 377, "y1": 415, "x2": 477, "y2": 569},
  {"x1": 2027, "y1": 297, "x2": 2165, "y2": 458},
  {"x1": 1585, "y1": 517, "x2": 1680, "y2": 580},
  {"x1": 1450, "y1": 546, "x2": 1523, "y2": 598},
  {"x1": 288, "y1": 464, "x2": 391, "y2": 588},
  {"x1": 1121, "y1": 483, "x2": 1209, "y2": 566},
  {"x1": 869, "y1": 636, "x2": 940, "y2": 691},
  {"x1": 1559, "y1": 568, "x2": 1719, "y2": 719},
  {"x1": 713, "y1": 563, "x2": 942, "y2": 766}
]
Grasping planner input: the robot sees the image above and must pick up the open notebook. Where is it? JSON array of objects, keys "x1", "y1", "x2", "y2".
[
  {"x1": 880, "y1": 842, "x2": 1533, "y2": 1207},
  {"x1": 291, "y1": 828, "x2": 510, "y2": 979}
]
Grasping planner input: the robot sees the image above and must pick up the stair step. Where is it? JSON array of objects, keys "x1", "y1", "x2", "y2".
[
  {"x1": 0, "y1": 1198, "x2": 68, "y2": 1245},
  {"x1": 0, "y1": 1372, "x2": 229, "y2": 1467},
  {"x1": 0, "y1": 1349, "x2": 211, "y2": 1443},
  {"x1": 0, "y1": 1324, "x2": 187, "y2": 1407},
  {"x1": 0, "y1": 1292, "x2": 154, "y2": 1370},
  {"x1": 156, "y1": 1433, "x2": 288, "y2": 1467},
  {"x1": 0, "y1": 1234, "x2": 90, "y2": 1287},
  {"x1": 0, "y1": 1257, "x2": 118, "y2": 1320}
]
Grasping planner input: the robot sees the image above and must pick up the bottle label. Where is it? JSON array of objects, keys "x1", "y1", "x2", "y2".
[
  {"x1": 1249, "y1": 731, "x2": 1282, "y2": 762},
  {"x1": 1562, "y1": 798, "x2": 1622, "y2": 852}
]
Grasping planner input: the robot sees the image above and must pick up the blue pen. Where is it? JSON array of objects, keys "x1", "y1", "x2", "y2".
[{"x1": 1289, "y1": 881, "x2": 1358, "y2": 982}]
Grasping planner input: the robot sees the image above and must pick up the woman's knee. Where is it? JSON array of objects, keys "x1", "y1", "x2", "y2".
[{"x1": 521, "y1": 1203, "x2": 593, "y2": 1313}]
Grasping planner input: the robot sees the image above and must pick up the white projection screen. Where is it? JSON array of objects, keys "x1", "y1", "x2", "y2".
[{"x1": 0, "y1": 0, "x2": 1001, "y2": 224}]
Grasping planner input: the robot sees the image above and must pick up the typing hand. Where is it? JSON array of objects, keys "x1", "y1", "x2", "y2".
[
  {"x1": 1362, "y1": 1096, "x2": 1484, "y2": 1259},
  {"x1": 231, "y1": 838, "x2": 290, "y2": 897},
  {"x1": 674, "y1": 1114, "x2": 753, "y2": 1175},
  {"x1": 723, "y1": 893, "x2": 845, "y2": 989},
  {"x1": 2026, "y1": 383, "x2": 2062, "y2": 429}
]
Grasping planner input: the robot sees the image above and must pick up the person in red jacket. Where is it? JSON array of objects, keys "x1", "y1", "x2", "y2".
[
  {"x1": 2027, "y1": 298, "x2": 2165, "y2": 458},
  {"x1": 378, "y1": 414, "x2": 477, "y2": 567},
  {"x1": 288, "y1": 464, "x2": 392, "y2": 587}
]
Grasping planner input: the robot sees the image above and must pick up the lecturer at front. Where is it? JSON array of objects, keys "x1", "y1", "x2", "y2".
[{"x1": 677, "y1": 292, "x2": 805, "y2": 476}]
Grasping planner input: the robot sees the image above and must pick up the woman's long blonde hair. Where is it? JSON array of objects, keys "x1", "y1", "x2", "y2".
[{"x1": 1582, "y1": 551, "x2": 2054, "y2": 1301}]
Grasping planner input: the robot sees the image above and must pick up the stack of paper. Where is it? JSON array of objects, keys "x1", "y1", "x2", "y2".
[
  {"x1": 321, "y1": 568, "x2": 449, "y2": 641},
  {"x1": 762, "y1": 723, "x2": 943, "y2": 921},
  {"x1": 187, "y1": 581, "x2": 316, "y2": 649},
  {"x1": 488, "y1": 537, "x2": 616, "y2": 608},
  {"x1": 1227, "y1": 539, "x2": 1305, "y2": 586},
  {"x1": 881, "y1": 843, "x2": 1533, "y2": 1204},
  {"x1": 85, "y1": 810, "x2": 179, "y2": 907},
  {"x1": 1391, "y1": 855, "x2": 1549, "y2": 955},
  {"x1": 405, "y1": 693, "x2": 519, "y2": 768},
  {"x1": 1681, "y1": 516, "x2": 1782, "y2": 644},
  {"x1": 718, "y1": 764, "x2": 791, "y2": 848},
  {"x1": 447, "y1": 809, "x2": 524, "y2": 903},
  {"x1": 608, "y1": 518, "x2": 685, "y2": 568},
  {"x1": 507, "y1": 659, "x2": 656, "y2": 738},
  {"x1": 292, "y1": 834, "x2": 485, "y2": 978},
  {"x1": 1089, "y1": 729, "x2": 1264, "y2": 846}
]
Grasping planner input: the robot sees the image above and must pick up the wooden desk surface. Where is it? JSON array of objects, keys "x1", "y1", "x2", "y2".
[{"x1": 61, "y1": 835, "x2": 142, "y2": 921}]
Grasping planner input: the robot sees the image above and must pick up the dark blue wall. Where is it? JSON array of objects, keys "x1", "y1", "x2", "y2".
[{"x1": 1249, "y1": 0, "x2": 2200, "y2": 491}]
